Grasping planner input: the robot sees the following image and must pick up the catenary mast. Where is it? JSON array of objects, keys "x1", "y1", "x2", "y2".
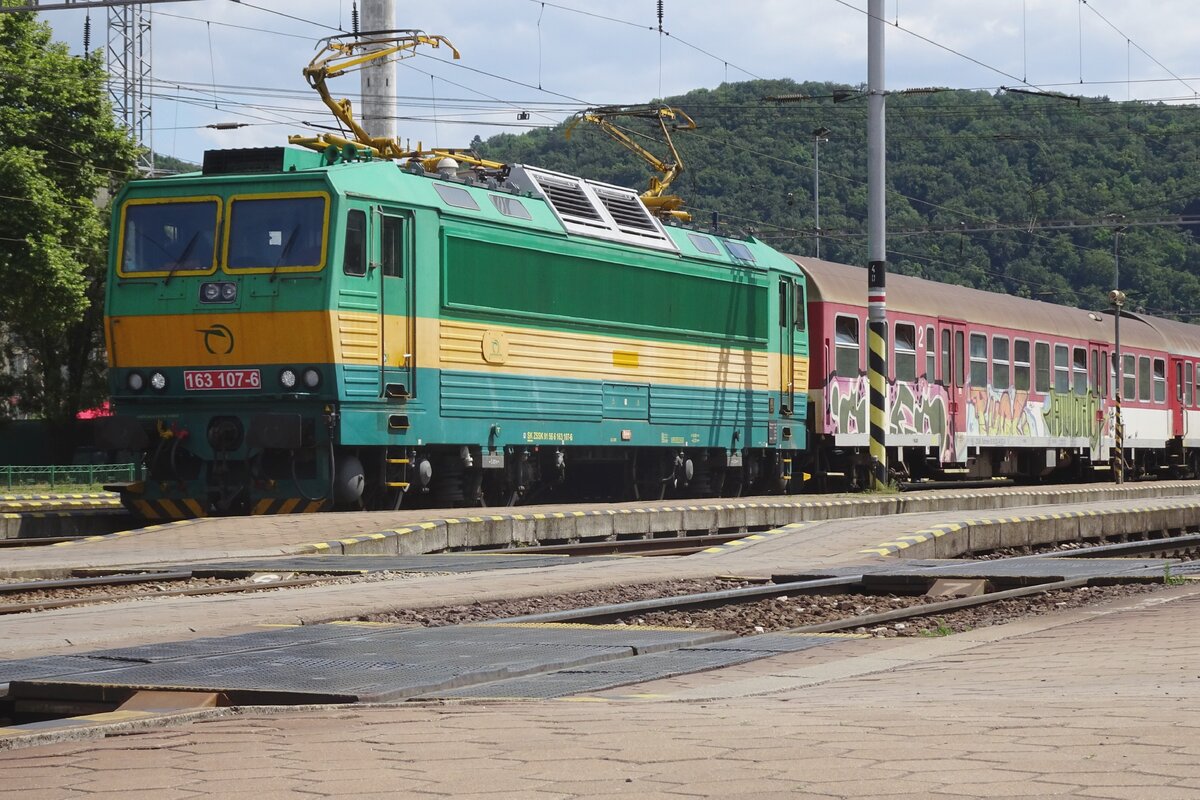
[
  {"x1": 359, "y1": 0, "x2": 397, "y2": 142},
  {"x1": 866, "y1": 0, "x2": 888, "y2": 489}
]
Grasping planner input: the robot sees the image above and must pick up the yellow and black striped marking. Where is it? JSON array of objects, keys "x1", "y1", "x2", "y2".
[
  {"x1": 701, "y1": 522, "x2": 807, "y2": 555},
  {"x1": 49, "y1": 517, "x2": 203, "y2": 548},
  {"x1": 130, "y1": 497, "x2": 209, "y2": 520},
  {"x1": 0, "y1": 497, "x2": 122, "y2": 513},
  {"x1": 298, "y1": 504, "x2": 827, "y2": 554},
  {"x1": 867, "y1": 319, "x2": 888, "y2": 489},
  {"x1": 0, "y1": 492, "x2": 114, "y2": 501},
  {"x1": 857, "y1": 504, "x2": 1193, "y2": 556},
  {"x1": 250, "y1": 498, "x2": 327, "y2": 516}
]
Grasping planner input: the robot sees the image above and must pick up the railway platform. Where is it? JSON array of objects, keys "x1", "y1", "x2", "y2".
[
  {"x1": 2, "y1": 482, "x2": 1200, "y2": 796},
  {"x1": 5, "y1": 572, "x2": 1200, "y2": 796},
  {"x1": 1, "y1": 483, "x2": 1198, "y2": 658}
]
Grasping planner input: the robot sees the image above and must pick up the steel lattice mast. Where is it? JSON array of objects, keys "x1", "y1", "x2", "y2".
[
  {"x1": 1, "y1": 2, "x2": 205, "y2": 175},
  {"x1": 106, "y1": 3, "x2": 153, "y2": 173}
]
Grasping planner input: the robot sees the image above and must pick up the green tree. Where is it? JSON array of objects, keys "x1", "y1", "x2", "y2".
[
  {"x1": 479, "y1": 79, "x2": 1200, "y2": 321},
  {"x1": 0, "y1": 5, "x2": 137, "y2": 429}
]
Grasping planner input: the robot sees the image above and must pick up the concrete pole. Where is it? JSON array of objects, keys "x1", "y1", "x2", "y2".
[
  {"x1": 1111, "y1": 228, "x2": 1126, "y2": 484},
  {"x1": 813, "y1": 132, "x2": 821, "y2": 259},
  {"x1": 867, "y1": 0, "x2": 888, "y2": 489},
  {"x1": 360, "y1": 0, "x2": 396, "y2": 143}
]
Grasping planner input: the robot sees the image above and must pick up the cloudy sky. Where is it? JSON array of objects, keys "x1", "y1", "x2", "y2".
[{"x1": 32, "y1": 0, "x2": 1200, "y2": 164}]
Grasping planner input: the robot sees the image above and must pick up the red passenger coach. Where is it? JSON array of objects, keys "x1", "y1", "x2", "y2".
[
  {"x1": 1133, "y1": 315, "x2": 1200, "y2": 471},
  {"x1": 793, "y1": 257, "x2": 1189, "y2": 488}
]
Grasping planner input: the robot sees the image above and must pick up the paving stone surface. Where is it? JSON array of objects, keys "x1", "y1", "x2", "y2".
[
  {"x1": 4, "y1": 581, "x2": 1200, "y2": 797},
  {"x1": 4, "y1": 487, "x2": 1200, "y2": 797}
]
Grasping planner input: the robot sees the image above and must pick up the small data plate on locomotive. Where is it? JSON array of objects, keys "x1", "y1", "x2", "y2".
[{"x1": 183, "y1": 369, "x2": 262, "y2": 391}]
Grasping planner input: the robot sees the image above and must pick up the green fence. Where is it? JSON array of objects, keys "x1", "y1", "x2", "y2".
[{"x1": 1, "y1": 463, "x2": 140, "y2": 490}]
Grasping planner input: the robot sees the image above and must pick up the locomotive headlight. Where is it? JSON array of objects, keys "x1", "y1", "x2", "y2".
[
  {"x1": 127, "y1": 372, "x2": 145, "y2": 392},
  {"x1": 202, "y1": 283, "x2": 221, "y2": 301},
  {"x1": 220, "y1": 282, "x2": 237, "y2": 301},
  {"x1": 303, "y1": 368, "x2": 321, "y2": 389},
  {"x1": 279, "y1": 369, "x2": 297, "y2": 389},
  {"x1": 150, "y1": 371, "x2": 167, "y2": 391}
]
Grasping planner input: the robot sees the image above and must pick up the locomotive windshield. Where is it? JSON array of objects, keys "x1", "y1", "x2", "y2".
[
  {"x1": 120, "y1": 199, "x2": 217, "y2": 274},
  {"x1": 226, "y1": 195, "x2": 327, "y2": 271}
]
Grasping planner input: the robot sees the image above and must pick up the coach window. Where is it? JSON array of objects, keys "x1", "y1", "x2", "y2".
[
  {"x1": 1035, "y1": 342, "x2": 1051, "y2": 393},
  {"x1": 1124, "y1": 354, "x2": 1136, "y2": 401},
  {"x1": 1138, "y1": 356, "x2": 1152, "y2": 402},
  {"x1": 1153, "y1": 358, "x2": 1167, "y2": 403},
  {"x1": 1195, "y1": 362, "x2": 1200, "y2": 407},
  {"x1": 955, "y1": 330, "x2": 966, "y2": 385},
  {"x1": 1099, "y1": 350, "x2": 1108, "y2": 397},
  {"x1": 926, "y1": 326, "x2": 936, "y2": 380},
  {"x1": 1177, "y1": 363, "x2": 1185, "y2": 402},
  {"x1": 1054, "y1": 345, "x2": 1070, "y2": 394},
  {"x1": 992, "y1": 336, "x2": 1010, "y2": 391},
  {"x1": 794, "y1": 284, "x2": 807, "y2": 331},
  {"x1": 1014, "y1": 339, "x2": 1031, "y2": 391},
  {"x1": 941, "y1": 329, "x2": 952, "y2": 383},
  {"x1": 895, "y1": 323, "x2": 917, "y2": 382},
  {"x1": 969, "y1": 333, "x2": 987, "y2": 387},
  {"x1": 835, "y1": 315, "x2": 860, "y2": 376},
  {"x1": 342, "y1": 210, "x2": 367, "y2": 276},
  {"x1": 1073, "y1": 347, "x2": 1088, "y2": 396},
  {"x1": 1186, "y1": 363, "x2": 1194, "y2": 407}
]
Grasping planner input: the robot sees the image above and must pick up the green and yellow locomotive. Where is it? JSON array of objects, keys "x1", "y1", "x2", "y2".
[{"x1": 96, "y1": 33, "x2": 808, "y2": 519}]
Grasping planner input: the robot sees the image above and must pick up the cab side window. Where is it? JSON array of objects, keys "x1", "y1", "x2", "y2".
[{"x1": 343, "y1": 210, "x2": 367, "y2": 277}]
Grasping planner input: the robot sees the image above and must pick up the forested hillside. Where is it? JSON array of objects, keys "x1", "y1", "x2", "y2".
[{"x1": 475, "y1": 80, "x2": 1200, "y2": 320}]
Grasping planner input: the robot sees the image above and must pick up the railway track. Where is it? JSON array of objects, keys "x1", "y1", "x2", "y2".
[
  {"x1": 0, "y1": 571, "x2": 345, "y2": 616},
  {"x1": 359, "y1": 534, "x2": 1200, "y2": 637}
]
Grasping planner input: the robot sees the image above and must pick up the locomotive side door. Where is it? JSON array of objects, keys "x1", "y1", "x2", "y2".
[
  {"x1": 376, "y1": 208, "x2": 413, "y2": 399},
  {"x1": 778, "y1": 278, "x2": 796, "y2": 414},
  {"x1": 939, "y1": 319, "x2": 968, "y2": 462}
]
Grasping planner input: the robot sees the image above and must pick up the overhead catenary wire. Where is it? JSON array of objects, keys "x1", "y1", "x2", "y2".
[{"x1": 29, "y1": 1, "x2": 1199, "y2": 305}]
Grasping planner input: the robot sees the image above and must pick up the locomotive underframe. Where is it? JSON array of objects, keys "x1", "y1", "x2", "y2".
[{"x1": 102, "y1": 402, "x2": 800, "y2": 517}]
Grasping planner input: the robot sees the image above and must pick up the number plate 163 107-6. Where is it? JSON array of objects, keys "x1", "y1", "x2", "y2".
[{"x1": 183, "y1": 369, "x2": 262, "y2": 391}]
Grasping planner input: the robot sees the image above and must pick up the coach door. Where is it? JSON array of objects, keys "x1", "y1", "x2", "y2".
[
  {"x1": 1170, "y1": 355, "x2": 1187, "y2": 438},
  {"x1": 376, "y1": 209, "x2": 413, "y2": 400},
  {"x1": 940, "y1": 319, "x2": 968, "y2": 462}
]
